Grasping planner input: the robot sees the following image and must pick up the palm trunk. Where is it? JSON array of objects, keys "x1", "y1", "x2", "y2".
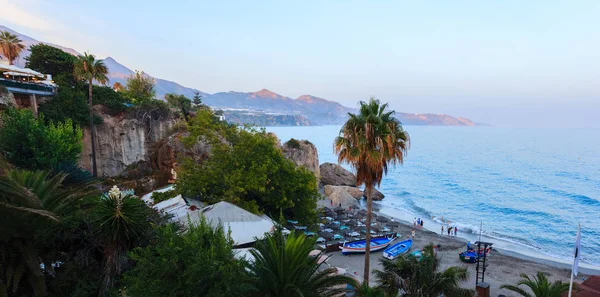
[
  {"x1": 363, "y1": 185, "x2": 373, "y2": 284},
  {"x1": 89, "y1": 81, "x2": 98, "y2": 177}
]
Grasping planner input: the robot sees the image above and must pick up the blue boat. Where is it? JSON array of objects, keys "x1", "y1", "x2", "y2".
[
  {"x1": 383, "y1": 238, "x2": 412, "y2": 260},
  {"x1": 341, "y1": 235, "x2": 396, "y2": 255}
]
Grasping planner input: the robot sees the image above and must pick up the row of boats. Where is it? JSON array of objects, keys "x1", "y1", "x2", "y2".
[{"x1": 341, "y1": 235, "x2": 414, "y2": 260}]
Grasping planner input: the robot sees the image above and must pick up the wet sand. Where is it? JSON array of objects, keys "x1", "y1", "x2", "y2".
[{"x1": 317, "y1": 199, "x2": 589, "y2": 296}]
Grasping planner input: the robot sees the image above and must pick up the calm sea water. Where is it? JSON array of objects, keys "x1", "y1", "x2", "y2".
[{"x1": 266, "y1": 125, "x2": 600, "y2": 266}]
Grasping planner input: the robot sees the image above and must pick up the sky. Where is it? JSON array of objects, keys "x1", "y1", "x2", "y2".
[{"x1": 1, "y1": 0, "x2": 599, "y2": 127}]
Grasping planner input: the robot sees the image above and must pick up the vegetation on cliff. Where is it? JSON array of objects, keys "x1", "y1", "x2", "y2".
[{"x1": 177, "y1": 109, "x2": 320, "y2": 226}]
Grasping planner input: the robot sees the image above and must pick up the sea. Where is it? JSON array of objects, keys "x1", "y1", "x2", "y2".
[{"x1": 266, "y1": 125, "x2": 600, "y2": 268}]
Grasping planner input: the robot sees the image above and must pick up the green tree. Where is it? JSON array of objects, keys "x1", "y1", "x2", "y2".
[
  {"x1": 355, "y1": 284, "x2": 386, "y2": 297},
  {"x1": 248, "y1": 229, "x2": 358, "y2": 297},
  {"x1": 123, "y1": 219, "x2": 250, "y2": 297},
  {"x1": 193, "y1": 90, "x2": 203, "y2": 105},
  {"x1": 334, "y1": 98, "x2": 410, "y2": 283},
  {"x1": 124, "y1": 71, "x2": 156, "y2": 104},
  {"x1": 0, "y1": 31, "x2": 25, "y2": 65},
  {"x1": 25, "y1": 44, "x2": 77, "y2": 86},
  {"x1": 91, "y1": 85, "x2": 130, "y2": 115},
  {"x1": 177, "y1": 109, "x2": 320, "y2": 225},
  {"x1": 0, "y1": 107, "x2": 83, "y2": 171},
  {"x1": 94, "y1": 186, "x2": 150, "y2": 293},
  {"x1": 0, "y1": 170, "x2": 97, "y2": 297},
  {"x1": 373, "y1": 245, "x2": 473, "y2": 297},
  {"x1": 500, "y1": 272, "x2": 570, "y2": 297},
  {"x1": 165, "y1": 93, "x2": 192, "y2": 121},
  {"x1": 38, "y1": 86, "x2": 94, "y2": 126},
  {"x1": 74, "y1": 52, "x2": 109, "y2": 177}
]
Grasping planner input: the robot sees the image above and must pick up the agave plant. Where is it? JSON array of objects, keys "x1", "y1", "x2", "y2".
[
  {"x1": 500, "y1": 272, "x2": 570, "y2": 297},
  {"x1": 94, "y1": 186, "x2": 149, "y2": 292},
  {"x1": 248, "y1": 229, "x2": 359, "y2": 297}
]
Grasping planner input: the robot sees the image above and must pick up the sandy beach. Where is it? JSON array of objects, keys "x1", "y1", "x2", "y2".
[{"x1": 316, "y1": 199, "x2": 591, "y2": 296}]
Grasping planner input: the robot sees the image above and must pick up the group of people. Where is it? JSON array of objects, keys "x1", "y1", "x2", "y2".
[
  {"x1": 413, "y1": 217, "x2": 424, "y2": 228},
  {"x1": 441, "y1": 225, "x2": 458, "y2": 236}
]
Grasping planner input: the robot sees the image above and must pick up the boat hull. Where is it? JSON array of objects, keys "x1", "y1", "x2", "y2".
[
  {"x1": 383, "y1": 239, "x2": 413, "y2": 260},
  {"x1": 341, "y1": 236, "x2": 396, "y2": 255}
]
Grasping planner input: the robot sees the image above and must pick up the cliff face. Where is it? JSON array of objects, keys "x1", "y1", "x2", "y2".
[{"x1": 80, "y1": 109, "x2": 177, "y2": 177}]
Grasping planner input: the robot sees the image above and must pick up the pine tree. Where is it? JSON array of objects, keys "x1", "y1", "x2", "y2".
[{"x1": 193, "y1": 90, "x2": 202, "y2": 106}]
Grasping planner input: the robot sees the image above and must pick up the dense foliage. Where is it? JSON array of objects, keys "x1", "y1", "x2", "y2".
[
  {"x1": 38, "y1": 86, "x2": 99, "y2": 126},
  {"x1": 25, "y1": 44, "x2": 77, "y2": 86},
  {"x1": 0, "y1": 108, "x2": 83, "y2": 170},
  {"x1": 91, "y1": 85, "x2": 130, "y2": 115},
  {"x1": 177, "y1": 109, "x2": 320, "y2": 226},
  {"x1": 165, "y1": 93, "x2": 192, "y2": 121},
  {"x1": 150, "y1": 189, "x2": 178, "y2": 205},
  {"x1": 123, "y1": 219, "x2": 251, "y2": 297}
]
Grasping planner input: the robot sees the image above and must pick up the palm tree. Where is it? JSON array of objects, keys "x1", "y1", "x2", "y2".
[
  {"x1": 74, "y1": 52, "x2": 109, "y2": 177},
  {"x1": 248, "y1": 229, "x2": 359, "y2": 297},
  {"x1": 0, "y1": 31, "x2": 25, "y2": 65},
  {"x1": 0, "y1": 170, "x2": 97, "y2": 297},
  {"x1": 500, "y1": 272, "x2": 570, "y2": 297},
  {"x1": 94, "y1": 186, "x2": 148, "y2": 294},
  {"x1": 373, "y1": 244, "x2": 474, "y2": 297},
  {"x1": 334, "y1": 98, "x2": 410, "y2": 283},
  {"x1": 355, "y1": 284, "x2": 387, "y2": 297}
]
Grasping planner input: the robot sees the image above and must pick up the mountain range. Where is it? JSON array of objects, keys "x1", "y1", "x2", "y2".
[{"x1": 1, "y1": 25, "x2": 483, "y2": 126}]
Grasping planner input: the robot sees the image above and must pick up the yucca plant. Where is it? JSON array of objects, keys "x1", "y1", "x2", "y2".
[
  {"x1": 248, "y1": 229, "x2": 359, "y2": 297},
  {"x1": 500, "y1": 272, "x2": 570, "y2": 297},
  {"x1": 94, "y1": 186, "x2": 148, "y2": 294}
]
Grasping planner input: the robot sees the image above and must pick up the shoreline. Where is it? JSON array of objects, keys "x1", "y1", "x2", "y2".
[
  {"x1": 370, "y1": 200, "x2": 600, "y2": 274},
  {"x1": 317, "y1": 197, "x2": 597, "y2": 295}
]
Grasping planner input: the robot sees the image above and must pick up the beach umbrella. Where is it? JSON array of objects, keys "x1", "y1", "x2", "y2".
[
  {"x1": 376, "y1": 216, "x2": 389, "y2": 223},
  {"x1": 347, "y1": 220, "x2": 358, "y2": 227},
  {"x1": 388, "y1": 221, "x2": 400, "y2": 232},
  {"x1": 358, "y1": 209, "x2": 367, "y2": 216},
  {"x1": 334, "y1": 206, "x2": 345, "y2": 213},
  {"x1": 371, "y1": 213, "x2": 378, "y2": 218},
  {"x1": 319, "y1": 232, "x2": 333, "y2": 240},
  {"x1": 350, "y1": 205, "x2": 360, "y2": 210}
]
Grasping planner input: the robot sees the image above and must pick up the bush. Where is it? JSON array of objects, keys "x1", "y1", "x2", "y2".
[
  {"x1": 286, "y1": 138, "x2": 301, "y2": 149},
  {"x1": 38, "y1": 86, "x2": 101, "y2": 126},
  {"x1": 0, "y1": 107, "x2": 83, "y2": 170},
  {"x1": 92, "y1": 85, "x2": 130, "y2": 115},
  {"x1": 122, "y1": 220, "x2": 251, "y2": 297},
  {"x1": 151, "y1": 189, "x2": 178, "y2": 205}
]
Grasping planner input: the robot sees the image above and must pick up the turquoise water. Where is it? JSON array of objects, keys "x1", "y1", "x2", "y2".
[{"x1": 266, "y1": 125, "x2": 600, "y2": 266}]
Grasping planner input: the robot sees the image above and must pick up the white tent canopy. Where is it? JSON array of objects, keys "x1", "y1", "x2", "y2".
[{"x1": 0, "y1": 64, "x2": 45, "y2": 78}]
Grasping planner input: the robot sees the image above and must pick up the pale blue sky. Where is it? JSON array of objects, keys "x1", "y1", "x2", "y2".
[{"x1": 1, "y1": 0, "x2": 599, "y2": 127}]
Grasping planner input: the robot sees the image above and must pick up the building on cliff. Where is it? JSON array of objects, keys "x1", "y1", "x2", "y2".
[{"x1": 0, "y1": 61, "x2": 57, "y2": 116}]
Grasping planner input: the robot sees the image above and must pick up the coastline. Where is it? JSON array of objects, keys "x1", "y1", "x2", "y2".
[{"x1": 317, "y1": 198, "x2": 597, "y2": 296}]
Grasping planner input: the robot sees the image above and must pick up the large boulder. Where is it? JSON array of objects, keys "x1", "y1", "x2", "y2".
[
  {"x1": 324, "y1": 185, "x2": 363, "y2": 200},
  {"x1": 372, "y1": 188, "x2": 385, "y2": 201},
  {"x1": 282, "y1": 138, "x2": 319, "y2": 177},
  {"x1": 319, "y1": 162, "x2": 356, "y2": 187},
  {"x1": 154, "y1": 132, "x2": 212, "y2": 172},
  {"x1": 0, "y1": 87, "x2": 16, "y2": 107},
  {"x1": 323, "y1": 185, "x2": 359, "y2": 208}
]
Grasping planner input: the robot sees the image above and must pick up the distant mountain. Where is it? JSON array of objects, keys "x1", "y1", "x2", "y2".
[
  {"x1": 1, "y1": 25, "x2": 484, "y2": 126},
  {"x1": 1, "y1": 25, "x2": 204, "y2": 100}
]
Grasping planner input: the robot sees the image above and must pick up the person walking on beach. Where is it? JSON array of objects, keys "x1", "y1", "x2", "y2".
[
  {"x1": 411, "y1": 229, "x2": 415, "y2": 239},
  {"x1": 441, "y1": 225, "x2": 444, "y2": 234},
  {"x1": 447, "y1": 227, "x2": 451, "y2": 236},
  {"x1": 413, "y1": 218, "x2": 417, "y2": 227},
  {"x1": 420, "y1": 220, "x2": 424, "y2": 227},
  {"x1": 454, "y1": 226, "x2": 458, "y2": 236}
]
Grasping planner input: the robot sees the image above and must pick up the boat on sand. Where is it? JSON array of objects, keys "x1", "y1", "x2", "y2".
[
  {"x1": 383, "y1": 238, "x2": 412, "y2": 260},
  {"x1": 341, "y1": 235, "x2": 396, "y2": 255}
]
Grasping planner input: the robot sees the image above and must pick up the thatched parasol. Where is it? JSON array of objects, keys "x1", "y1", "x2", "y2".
[{"x1": 376, "y1": 216, "x2": 389, "y2": 223}]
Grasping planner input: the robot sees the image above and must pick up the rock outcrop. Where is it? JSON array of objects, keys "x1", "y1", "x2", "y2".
[
  {"x1": 281, "y1": 139, "x2": 319, "y2": 177},
  {"x1": 371, "y1": 188, "x2": 385, "y2": 201},
  {"x1": 324, "y1": 185, "x2": 363, "y2": 200},
  {"x1": 323, "y1": 185, "x2": 359, "y2": 208},
  {"x1": 319, "y1": 162, "x2": 356, "y2": 187},
  {"x1": 80, "y1": 107, "x2": 177, "y2": 177},
  {"x1": 0, "y1": 88, "x2": 16, "y2": 107},
  {"x1": 153, "y1": 132, "x2": 213, "y2": 172}
]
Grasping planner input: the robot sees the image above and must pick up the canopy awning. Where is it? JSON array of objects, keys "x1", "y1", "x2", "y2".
[{"x1": 0, "y1": 64, "x2": 45, "y2": 78}]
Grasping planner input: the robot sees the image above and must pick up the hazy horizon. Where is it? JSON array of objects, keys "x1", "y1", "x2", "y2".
[{"x1": 1, "y1": 0, "x2": 599, "y2": 128}]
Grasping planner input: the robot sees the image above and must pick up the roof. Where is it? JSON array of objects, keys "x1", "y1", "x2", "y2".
[
  {"x1": 563, "y1": 276, "x2": 600, "y2": 297},
  {"x1": 201, "y1": 201, "x2": 275, "y2": 246},
  {"x1": 0, "y1": 64, "x2": 45, "y2": 78}
]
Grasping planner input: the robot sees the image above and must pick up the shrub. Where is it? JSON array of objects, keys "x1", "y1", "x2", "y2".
[
  {"x1": 0, "y1": 107, "x2": 83, "y2": 170},
  {"x1": 151, "y1": 189, "x2": 178, "y2": 205},
  {"x1": 286, "y1": 138, "x2": 301, "y2": 149}
]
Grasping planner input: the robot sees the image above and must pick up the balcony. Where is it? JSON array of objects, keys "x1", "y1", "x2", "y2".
[{"x1": 0, "y1": 77, "x2": 57, "y2": 96}]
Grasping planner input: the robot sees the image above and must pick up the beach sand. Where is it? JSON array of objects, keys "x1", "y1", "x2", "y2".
[{"x1": 316, "y1": 199, "x2": 588, "y2": 296}]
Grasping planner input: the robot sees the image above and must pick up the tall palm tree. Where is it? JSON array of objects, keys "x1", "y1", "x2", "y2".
[
  {"x1": 334, "y1": 98, "x2": 410, "y2": 283},
  {"x1": 0, "y1": 31, "x2": 25, "y2": 65},
  {"x1": 0, "y1": 170, "x2": 97, "y2": 297},
  {"x1": 500, "y1": 272, "x2": 570, "y2": 297},
  {"x1": 373, "y1": 245, "x2": 474, "y2": 297},
  {"x1": 94, "y1": 186, "x2": 148, "y2": 294},
  {"x1": 248, "y1": 229, "x2": 359, "y2": 297},
  {"x1": 74, "y1": 52, "x2": 109, "y2": 177}
]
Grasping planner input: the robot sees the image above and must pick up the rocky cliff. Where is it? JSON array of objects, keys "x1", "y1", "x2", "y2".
[
  {"x1": 80, "y1": 107, "x2": 177, "y2": 177},
  {"x1": 281, "y1": 139, "x2": 320, "y2": 178}
]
